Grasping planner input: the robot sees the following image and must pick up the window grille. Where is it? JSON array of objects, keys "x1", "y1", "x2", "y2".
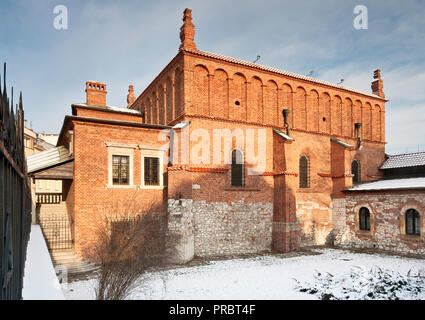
[
  {"x1": 144, "y1": 157, "x2": 160, "y2": 186},
  {"x1": 299, "y1": 156, "x2": 310, "y2": 188},
  {"x1": 405, "y1": 209, "x2": 420, "y2": 236},
  {"x1": 359, "y1": 207, "x2": 370, "y2": 231},
  {"x1": 352, "y1": 160, "x2": 360, "y2": 184},
  {"x1": 112, "y1": 155, "x2": 130, "y2": 185},
  {"x1": 231, "y1": 150, "x2": 244, "y2": 187}
]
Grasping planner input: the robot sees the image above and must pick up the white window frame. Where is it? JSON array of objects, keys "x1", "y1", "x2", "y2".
[
  {"x1": 106, "y1": 143, "x2": 136, "y2": 189},
  {"x1": 140, "y1": 146, "x2": 165, "y2": 189}
]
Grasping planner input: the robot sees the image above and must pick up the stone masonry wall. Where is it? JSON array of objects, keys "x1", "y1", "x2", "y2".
[
  {"x1": 335, "y1": 192, "x2": 425, "y2": 256},
  {"x1": 167, "y1": 198, "x2": 273, "y2": 262},
  {"x1": 332, "y1": 198, "x2": 347, "y2": 232},
  {"x1": 296, "y1": 200, "x2": 333, "y2": 247}
]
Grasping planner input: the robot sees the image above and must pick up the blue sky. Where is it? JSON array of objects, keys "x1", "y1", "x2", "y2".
[{"x1": 1, "y1": 0, "x2": 424, "y2": 154}]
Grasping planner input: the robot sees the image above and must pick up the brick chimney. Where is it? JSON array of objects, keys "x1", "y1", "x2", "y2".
[
  {"x1": 86, "y1": 81, "x2": 107, "y2": 106},
  {"x1": 127, "y1": 85, "x2": 135, "y2": 106},
  {"x1": 371, "y1": 69, "x2": 385, "y2": 98},
  {"x1": 179, "y1": 8, "x2": 197, "y2": 51}
]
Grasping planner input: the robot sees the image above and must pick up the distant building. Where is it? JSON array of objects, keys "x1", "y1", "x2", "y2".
[{"x1": 24, "y1": 121, "x2": 61, "y2": 223}]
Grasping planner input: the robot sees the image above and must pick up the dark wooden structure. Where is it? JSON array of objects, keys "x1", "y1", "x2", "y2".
[{"x1": 0, "y1": 63, "x2": 32, "y2": 300}]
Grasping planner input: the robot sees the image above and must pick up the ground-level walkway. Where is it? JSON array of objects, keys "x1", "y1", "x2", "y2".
[{"x1": 22, "y1": 225, "x2": 65, "y2": 300}]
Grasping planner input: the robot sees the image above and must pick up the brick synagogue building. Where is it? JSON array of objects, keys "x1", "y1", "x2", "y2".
[{"x1": 27, "y1": 9, "x2": 425, "y2": 263}]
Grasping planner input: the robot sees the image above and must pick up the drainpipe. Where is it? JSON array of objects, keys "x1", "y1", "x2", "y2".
[
  {"x1": 282, "y1": 109, "x2": 290, "y2": 136},
  {"x1": 355, "y1": 122, "x2": 362, "y2": 149}
]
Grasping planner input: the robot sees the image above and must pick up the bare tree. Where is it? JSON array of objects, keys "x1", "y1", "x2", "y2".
[{"x1": 93, "y1": 193, "x2": 166, "y2": 300}]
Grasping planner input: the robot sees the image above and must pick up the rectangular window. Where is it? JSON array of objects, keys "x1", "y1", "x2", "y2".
[
  {"x1": 112, "y1": 155, "x2": 130, "y2": 185},
  {"x1": 144, "y1": 157, "x2": 159, "y2": 186}
]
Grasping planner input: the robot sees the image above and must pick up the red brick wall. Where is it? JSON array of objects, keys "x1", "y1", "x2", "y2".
[
  {"x1": 63, "y1": 179, "x2": 75, "y2": 240},
  {"x1": 182, "y1": 52, "x2": 386, "y2": 143},
  {"x1": 131, "y1": 51, "x2": 386, "y2": 148},
  {"x1": 70, "y1": 45, "x2": 388, "y2": 256},
  {"x1": 130, "y1": 53, "x2": 184, "y2": 126},
  {"x1": 71, "y1": 120, "x2": 168, "y2": 258}
]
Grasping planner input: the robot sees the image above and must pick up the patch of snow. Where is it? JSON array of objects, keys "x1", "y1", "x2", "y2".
[
  {"x1": 63, "y1": 249, "x2": 425, "y2": 300},
  {"x1": 295, "y1": 266, "x2": 425, "y2": 300},
  {"x1": 106, "y1": 105, "x2": 141, "y2": 114},
  {"x1": 22, "y1": 225, "x2": 65, "y2": 300},
  {"x1": 347, "y1": 177, "x2": 425, "y2": 191}
]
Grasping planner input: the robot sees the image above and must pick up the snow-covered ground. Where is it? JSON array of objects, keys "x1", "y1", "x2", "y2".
[
  {"x1": 64, "y1": 249, "x2": 425, "y2": 300},
  {"x1": 23, "y1": 225, "x2": 65, "y2": 300}
]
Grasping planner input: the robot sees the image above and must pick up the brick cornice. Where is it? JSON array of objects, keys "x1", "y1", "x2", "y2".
[{"x1": 318, "y1": 172, "x2": 354, "y2": 178}]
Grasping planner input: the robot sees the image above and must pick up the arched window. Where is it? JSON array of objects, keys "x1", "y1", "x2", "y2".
[
  {"x1": 351, "y1": 160, "x2": 360, "y2": 184},
  {"x1": 231, "y1": 149, "x2": 244, "y2": 187},
  {"x1": 299, "y1": 155, "x2": 310, "y2": 188},
  {"x1": 359, "y1": 207, "x2": 370, "y2": 231},
  {"x1": 405, "y1": 209, "x2": 420, "y2": 235}
]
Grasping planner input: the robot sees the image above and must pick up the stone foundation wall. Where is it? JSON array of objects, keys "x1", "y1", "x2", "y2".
[
  {"x1": 332, "y1": 198, "x2": 347, "y2": 232},
  {"x1": 167, "y1": 198, "x2": 273, "y2": 262},
  {"x1": 296, "y1": 200, "x2": 333, "y2": 247},
  {"x1": 335, "y1": 192, "x2": 425, "y2": 256}
]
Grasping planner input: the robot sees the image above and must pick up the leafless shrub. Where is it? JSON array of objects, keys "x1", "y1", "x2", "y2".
[{"x1": 93, "y1": 193, "x2": 167, "y2": 300}]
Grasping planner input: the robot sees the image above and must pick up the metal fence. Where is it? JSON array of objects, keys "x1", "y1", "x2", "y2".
[
  {"x1": 38, "y1": 216, "x2": 73, "y2": 251},
  {"x1": 0, "y1": 63, "x2": 32, "y2": 300}
]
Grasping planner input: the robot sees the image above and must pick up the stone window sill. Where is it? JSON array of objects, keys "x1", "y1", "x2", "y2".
[
  {"x1": 400, "y1": 234, "x2": 423, "y2": 242},
  {"x1": 106, "y1": 184, "x2": 137, "y2": 189},
  {"x1": 139, "y1": 185, "x2": 165, "y2": 190},
  {"x1": 355, "y1": 230, "x2": 373, "y2": 239},
  {"x1": 297, "y1": 188, "x2": 317, "y2": 193}
]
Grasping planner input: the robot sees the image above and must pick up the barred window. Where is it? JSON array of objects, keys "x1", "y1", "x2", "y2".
[
  {"x1": 231, "y1": 149, "x2": 244, "y2": 187},
  {"x1": 352, "y1": 160, "x2": 360, "y2": 184},
  {"x1": 405, "y1": 209, "x2": 420, "y2": 236},
  {"x1": 112, "y1": 155, "x2": 129, "y2": 185},
  {"x1": 299, "y1": 155, "x2": 310, "y2": 188},
  {"x1": 359, "y1": 207, "x2": 370, "y2": 231},
  {"x1": 144, "y1": 157, "x2": 160, "y2": 186}
]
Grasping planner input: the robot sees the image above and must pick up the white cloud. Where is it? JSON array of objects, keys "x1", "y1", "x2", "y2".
[{"x1": 386, "y1": 104, "x2": 425, "y2": 154}]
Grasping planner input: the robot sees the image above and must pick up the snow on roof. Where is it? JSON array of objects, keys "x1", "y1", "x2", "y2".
[
  {"x1": 172, "y1": 121, "x2": 190, "y2": 129},
  {"x1": 346, "y1": 177, "x2": 425, "y2": 191},
  {"x1": 185, "y1": 49, "x2": 386, "y2": 101},
  {"x1": 380, "y1": 151, "x2": 425, "y2": 170},
  {"x1": 73, "y1": 103, "x2": 141, "y2": 115},
  {"x1": 273, "y1": 129, "x2": 294, "y2": 141},
  {"x1": 27, "y1": 146, "x2": 72, "y2": 173}
]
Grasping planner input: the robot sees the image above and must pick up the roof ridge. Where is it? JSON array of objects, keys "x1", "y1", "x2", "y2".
[{"x1": 387, "y1": 151, "x2": 425, "y2": 157}]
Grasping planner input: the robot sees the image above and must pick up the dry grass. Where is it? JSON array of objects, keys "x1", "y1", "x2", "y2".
[{"x1": 92, "y1": 193, "x2": 166, "y2": 300}]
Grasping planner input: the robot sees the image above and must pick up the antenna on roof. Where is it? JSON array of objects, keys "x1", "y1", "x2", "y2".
[
  {"x1": 253, "y1": 55, "x2": 261, "y2": 63},
  {"x1": 337, "y1": 79, "x2": 344, "y2": 85},
  {"x1": 306, "y1": 70, "x2": 314, "y2": 77}
]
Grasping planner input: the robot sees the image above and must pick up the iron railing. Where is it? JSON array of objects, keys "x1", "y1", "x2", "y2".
[{"x1": 0, "y1": 63, "x2": 32, "y2": 300}]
